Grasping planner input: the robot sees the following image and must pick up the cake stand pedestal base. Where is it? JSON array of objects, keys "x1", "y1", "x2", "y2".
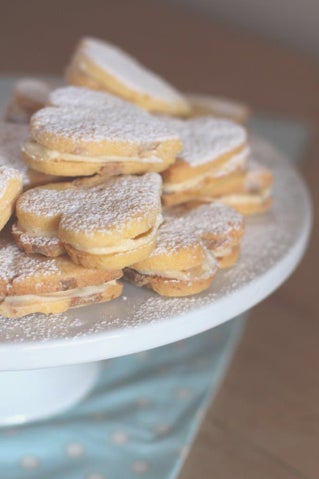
[{"x1": 0, "y1": 362, "x2": 100, "y2": 427}]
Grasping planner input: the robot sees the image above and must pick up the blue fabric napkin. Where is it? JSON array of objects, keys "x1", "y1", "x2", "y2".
[{"x1": 0, "y1": 317, "x2": 246, "y2": 479}]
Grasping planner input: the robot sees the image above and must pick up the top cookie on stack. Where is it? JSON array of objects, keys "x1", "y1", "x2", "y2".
[{"x1": 66, "y1": 37, "x2": 191, "y2": 116}]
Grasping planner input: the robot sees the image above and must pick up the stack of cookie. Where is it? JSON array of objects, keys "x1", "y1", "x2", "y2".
[
  {"x1": 161, "y1": 117, "x2": 272, "y2": 214},
  {"x1": 0, "y1": 36, "x2": 273, "y2": 317}
]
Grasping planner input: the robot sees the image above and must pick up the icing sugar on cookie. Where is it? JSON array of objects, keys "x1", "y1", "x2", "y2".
[
  {"x1": 14, "y1": 173, "x2": 163, "y2": 270},
  {"x1": 22, "y1": 88, "x2": 182, "y2": 177},
  {"x1": 0, "y1": 123, "x2": 61, "y2": 189},
  {"x1": 212, "y1": 160, "x2": 273, "y2": 215},
  {"x1": 161, "y1": 116, "x2": 249, "y2": 202},
  {"x1": 4, "y1": 77, "x2": 58, "y2": 124},
  {"x1": 49, "y1": 85, "x2": 131, "y2": 110},
  {"x1": 0, "y1": 235, "x2": 122, "y2": 318},
  {"x1": 160, "y1": 116, "x2": 272, "y2": 214},
  {"x1": 163, "y1": 117, "x2": 247, "y2": 167},
  {"x1": 66, "y1": 37, "x2": 190, "y2": 115},
  {"x1": 125, "y1": 202, "x2": 244, "y2": 297},
  {"x1": 0, "y1": 166, "x2": 23, "y2": 232}
]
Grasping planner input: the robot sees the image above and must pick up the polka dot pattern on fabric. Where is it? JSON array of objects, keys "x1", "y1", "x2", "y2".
[
  {"x1": 132, "y1": 460, "x2": 150, "y2": 474},
  {"x1": 0, "y1": 313, "x2": 246, "y2": 479},
  {"x1": 175, "y1": 388, "x2": 193, "y2": 400},
  {"x1": 86, "y1": 473, "x2": 107, "y2": 479},
  {"x1": 20, "y1": 456, "x2": 39, "y2": 470},
  {"x1": 112, "y1": 430, "x2": 129, "y2": 445},
  {"x1": 65, "y1": 442, "x2": 85, "y2": 458},
  {"x1": 135, "y1": 397, "x2": 152, "y2": 409},
  {"x1": 154, "y1": 423, "x2": 171, "y2": 435}
]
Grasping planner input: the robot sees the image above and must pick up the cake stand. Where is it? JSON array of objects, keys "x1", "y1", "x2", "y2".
[{"x1": 0, "y1": 110, "x2": 312, "y2": 425}]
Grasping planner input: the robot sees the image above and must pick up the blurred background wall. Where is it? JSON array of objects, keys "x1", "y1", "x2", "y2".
[
  {"x1": 169, "y1": 0, "x2": 319, "y2": 57},
  {"x1": 1, "y1": 0, "x2": 318, "y2": 122}
]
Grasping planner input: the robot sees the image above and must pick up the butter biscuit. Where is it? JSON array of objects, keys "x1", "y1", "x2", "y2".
[
  {"x1": 125, "y1": 202, "x2": 244, "y2": 297},
  {"x1": 22, "y1": 93, "x2": 182, "y2": 177},
  {"x1": 0, "y1": 166, "x2": 22, "y2": 231},
  {"x1": 186, "y1": 92, "x2": 251, "y2": 123},
  {"x1": 162, "y1": 117, "x2": 249, "y2": 204},
  {"x1": 209, "y1": 161, "x2": 273, "y2": 214},
  {"x1": 14, "y1": 173, "x2": 163, "y2": 270},
  {"x1": 66, "y1": 37, "x2": 190, "y2": 116},
  {"x1": 0, "y1": 234, "x2": 122, "y2": 318},
  {"x1": 0, "y1": 123, "x2": 61, "y2": 189},
  {"x1": 5, "y1": 78, "x2": 55, "y2": 124}
]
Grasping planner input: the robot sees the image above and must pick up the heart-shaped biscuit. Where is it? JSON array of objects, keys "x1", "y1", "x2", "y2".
[
  {"x1": 161, "y1": 117, "x2": 249, "y2": 204},
  {"x1": 0, "y1": 123, "x2": 61, "y2": 189},
  {"x1": 125, "y1": 202, "x2": 244, "y2": 296},
  {"x1": 5, "y1": 77, "x2": 55, "y2": 124},
  {"x1": 0, "y1": 166, "x2": 22, "y2": 231},
  {"x1": 14, "y1": 173, "x2": 163, "y2": 270},
  {"x1": 160, "y1": 117, "x2": 271, "y2": 213},
  {"x1": 66, "y1": 37, "x2": 190, "y2": 116},
  {"x1": 195, "y1": 160, "x2": 273, "y2": 215},
  {"x1": 186, "y1": 92, "x2": 251, "y2": 124},
  {"x1": 22, "y1": 88, "x2": 182, "y2": 177},
  {"x1": 0, "y1": 233, "x2": 122, "y2": 318}
]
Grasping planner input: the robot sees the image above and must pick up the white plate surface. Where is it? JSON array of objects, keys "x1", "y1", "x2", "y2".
[{"x1": 0, "y1": 80, "x2": 312, "y2": 370}]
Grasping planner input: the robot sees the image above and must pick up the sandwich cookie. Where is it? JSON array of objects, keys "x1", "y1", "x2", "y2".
[
  {"x1": 66, "y1": 37, "x2": 190, "y2": 116},
  {"x1": 0, "y1": 234, "x2": 122, "y2": 318},
  {"x1": 22, "y1": 95, "x2": 182, "y2": 177},
  {"x1": 0, "y1": 123, "x2": 61, "y2": 189},
  {"x1": 14, "y1": 173, "x2": 163, "y2": 270},
  {"x1": 186, "y1": 92, "x2": 251, "y2": 124},
  {"x1": 4, "y1": 78, "x2": 55, "y2": 124},
  {"x1": 0, "y1": 166, "x2": 22, "y2": 231},
  {"x1": 162, "y1": 117, "x2": 249, "y2": 206},
  {"x1": 168, "y1": 161, "x2": 273, "y2": 215},
  {"x1": 209, "y1": 161, "x2": 273, "y2": 215},
  {"x1": 125, "y1": 202, "x2": 244, "y2": 297}
]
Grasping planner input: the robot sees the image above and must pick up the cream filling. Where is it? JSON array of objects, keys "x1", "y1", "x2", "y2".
[
  {"x1": 213, "y1": 245, "x2": 234, "y2": 258},
  {"x1": 0, "y1": 281, "x2": 117, "y2": 307},
  {"x1": 24, "y1": 140, "x2": 162, "y2": 164},
  {"x1": 163, "y1": 148, "x2": 249, "y2": 194},
  {"x1": 71, "y1": 214, "x2": 163, "y2": 255},
  {"x1": 135, "y1": 250, "x2": 217, "y2": 281},
  {"x1": 217, "y1": 188, "x2": 271, "y2": 205}
]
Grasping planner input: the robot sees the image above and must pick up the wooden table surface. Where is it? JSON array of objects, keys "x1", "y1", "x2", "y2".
[{"x1": 2, "y1": 1, "x2": 319, "y2": 477}]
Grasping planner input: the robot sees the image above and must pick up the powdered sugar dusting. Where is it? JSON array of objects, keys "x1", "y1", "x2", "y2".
[
  {"x1": 31, "y1": 103, "x2": 180, "y2": 147},
  {"x1": 0, "y1": 136, "x2": 310, "y2": 351},
  {"x1": 18, "y1": 173, "x2": 162, "y2": 235},
  {"x1": 0, "y1": 238, "x2": 59, "y2": 294},
  {"x1": 245, "y1": 159, "x2": 272, "y2": 191},
  {"x1": 0, "y1": 165, "x2": 21, "y2": 196},
  {"x1": 49, "y1": 86, "x2": 135, "y2": 110},
  {"x1": 0, "y1": 123, "x2": 50, "y2": 188},
  {"x1": 79, "y1": 37, "x2": 187, "y2": 105},
  {"x1": 164, "y1": 117, "x2": 247, "y2": 166},
  {"x1": 0, "y1": 123, "x2": 29, "y2": 177},
  {"x1": 150, "y1": 203, "x2": 243, "y2": 256}
]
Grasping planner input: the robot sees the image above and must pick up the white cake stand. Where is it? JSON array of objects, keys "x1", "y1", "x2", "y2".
[{"x1": 0, "y1": 90, "x2": 312, "y2": 425}]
